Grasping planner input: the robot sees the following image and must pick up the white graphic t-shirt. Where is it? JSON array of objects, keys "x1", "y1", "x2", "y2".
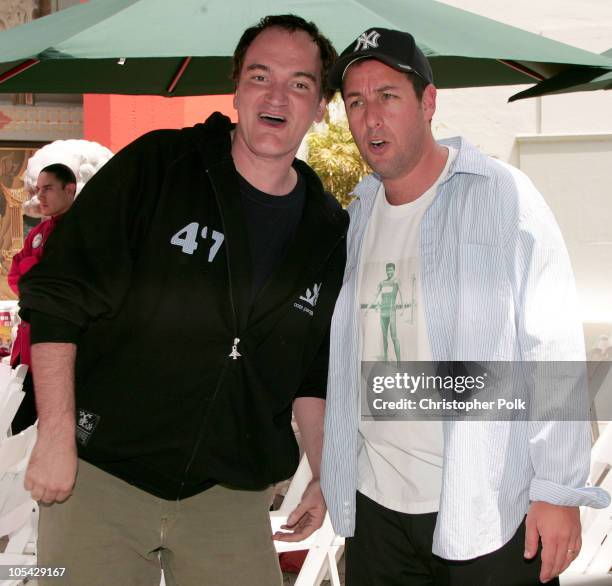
[{"x1": 357, "y1": 147, "x2": 457, "y2": 514}]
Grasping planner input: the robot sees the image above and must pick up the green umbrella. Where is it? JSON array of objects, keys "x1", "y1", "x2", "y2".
[
  {"x1": 0, "y1": 0, "x2": 610, "y2": 96},
  {"x1": 509, "y1": 49, "x2": 612, "y2": 101}
]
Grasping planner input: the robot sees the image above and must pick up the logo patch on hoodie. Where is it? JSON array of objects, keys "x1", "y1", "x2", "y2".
[
  {"x1": 76, "y1": 408, "x2": 100, "y2": 446},
  {"x1": 294, "y1": 283, "x2": 322, "y2": 316}
]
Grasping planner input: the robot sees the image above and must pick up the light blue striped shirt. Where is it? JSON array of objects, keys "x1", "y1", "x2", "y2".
[{"x1": 321, "y1": 136, "x2": 610, "y2": 560}]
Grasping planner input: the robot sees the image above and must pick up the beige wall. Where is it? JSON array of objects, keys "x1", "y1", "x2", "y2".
[
  {"x1": 432, "y1": 1, "x2": 612, "y2": 348},
  {"x1": 434, "y1": 0, "x2": 612, "y2": 162},
  {"x1": 517, "y1": 134, "x2": 612, "y2": 345}
]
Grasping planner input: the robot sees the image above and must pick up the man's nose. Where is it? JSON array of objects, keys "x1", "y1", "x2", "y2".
[
  {"x1": 265, "y1": 82, "x2": 288, "y2": 106},
  {"x1": 365, "y1": 103, "x2": 383, "y2": 130}
]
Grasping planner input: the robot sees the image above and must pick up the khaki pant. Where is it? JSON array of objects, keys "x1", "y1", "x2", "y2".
[{"x1": 38, "y1": 459, "x2": 282, "y2": 586}]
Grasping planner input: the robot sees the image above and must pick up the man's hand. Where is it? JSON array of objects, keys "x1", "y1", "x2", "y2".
[
  {"x1": 24, "y1": 430, "x2": 77, "y2": 504},
  {"x1": 273, "y1": 478, "x2": 326, "y2": 543},
  {"x1": 524, "y1": 501, "x2": 581, "y2": 583}
]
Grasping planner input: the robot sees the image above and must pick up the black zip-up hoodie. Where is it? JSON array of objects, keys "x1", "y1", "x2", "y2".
[{"x1": 19, "y1": 113, "x2": 348, "y2": 499}]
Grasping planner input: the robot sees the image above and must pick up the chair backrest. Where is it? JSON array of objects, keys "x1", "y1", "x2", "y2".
[
  {"x1": 564, "y1": 422, "x2": 612, "y2": 576},
  {"x1": 0, "y1": 365, "x2": 38, "y2": 586},
  {"x1": 272, "y1": 454, "x2": 345, "y2": 586},
  {"x1": 0, "y1": 423, "x2": 38, "y2": 576}
]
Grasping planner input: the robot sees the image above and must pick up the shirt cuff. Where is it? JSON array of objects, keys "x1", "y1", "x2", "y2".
[
  {"x1": 29, "y1": 310, "x2": 81, "y2": 345},
  {"x1": 530, "y1": 478, "x2": 611, "y2": 508}
]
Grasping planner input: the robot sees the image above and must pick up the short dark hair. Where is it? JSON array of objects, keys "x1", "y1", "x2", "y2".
[
  {"x1": 386, "y1": 262, "x2": 396, "y2": 270},
  {"x1": 406, "y1": 72, "x2": 428, "y2": 101},
  {"x1": 40, "y1": 163, "x2": 76, "y2": 187},
  {"x1": 231, "y1": 14, "x2": 337, "y2": 101}
]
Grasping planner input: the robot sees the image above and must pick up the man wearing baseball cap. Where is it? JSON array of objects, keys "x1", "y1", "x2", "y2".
[{"x1": 321, "y1": 28, "x2": 609, "y2": 585}]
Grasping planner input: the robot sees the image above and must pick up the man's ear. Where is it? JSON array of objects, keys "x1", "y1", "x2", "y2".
[
  {"x1": 68, "y1": 183, "x2": 77, "y2": 199},
  {"x1": 422, "y1": 84, "x2": 437, "y2": 123},
  {"x1": 314, "y1": 96, "x2": 327, "y2": 124}
]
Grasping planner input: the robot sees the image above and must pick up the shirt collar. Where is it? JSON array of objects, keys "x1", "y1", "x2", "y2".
[
  {"x1": 437, "y1": 136, "x2": 489, "y2": 178},
  {"x1": 352, "y1": 135, "x2": 489, "y2": 203}
]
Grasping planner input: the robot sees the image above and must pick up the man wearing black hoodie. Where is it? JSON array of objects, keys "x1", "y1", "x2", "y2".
[{"x1": 19, "y1": 15, "x2": 346, "y2": 586}]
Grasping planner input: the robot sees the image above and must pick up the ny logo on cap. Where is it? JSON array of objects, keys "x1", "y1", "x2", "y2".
[{"x1": 354, "y1": 30, "x2": 381, "y2": 51}]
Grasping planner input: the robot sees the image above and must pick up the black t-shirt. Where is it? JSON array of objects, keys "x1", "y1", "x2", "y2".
[
  {"x1": 238, "y1": 169, "x2": 305, "y2": 304},
  {"x1": 238, "y1": 169, "x2": 329, "y2": 399}
]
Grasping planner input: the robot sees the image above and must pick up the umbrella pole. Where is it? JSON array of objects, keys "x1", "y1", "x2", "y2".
[
  {"x1": 498, "y1": 59, "x2": 545, "y2": 81},
  {"x1": 167, "y1": 57, "x2": 192, "y2": 94},
  {"x1": 0, "y1": 59, "x2": 39, "y2": 86}
]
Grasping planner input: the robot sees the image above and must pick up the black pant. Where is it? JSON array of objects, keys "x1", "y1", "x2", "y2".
[{"x1": 346, "y1": 492, "x2": 559, "y2": 586}]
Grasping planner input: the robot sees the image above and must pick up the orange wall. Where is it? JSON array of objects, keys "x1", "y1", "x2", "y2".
[{"x1": 83, "y1": 94, "x2": 236, "y2": 153}]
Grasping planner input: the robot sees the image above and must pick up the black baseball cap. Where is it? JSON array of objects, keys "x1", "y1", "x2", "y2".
[{"x1": 328, "y1": 28, "x2": 433, "y2": 90}]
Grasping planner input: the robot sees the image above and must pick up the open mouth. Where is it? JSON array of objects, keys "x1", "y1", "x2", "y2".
[
  {"x1": 259, "y1": 113, "x2": 286, "y2": 126},
  {"x1": 370, "y1": 139, "x2": 387, "y2": 150}
]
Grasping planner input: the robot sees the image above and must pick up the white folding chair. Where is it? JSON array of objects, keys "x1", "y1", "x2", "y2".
[
  {"x1": 272, "y1": 454, "x2": 344, "y2": 586},
  {"x1": 0, "y1": 424, "x2": 38, "y2": 585},
  {"x1": 562, "y1": 338, "x2": 612, "y2": 580},
  {"x1": 562, "y1": 422, "x2": 612, "y2": 579},
  {"x1": 0, "y1": 363, "x2": 38, "y2": 585}
]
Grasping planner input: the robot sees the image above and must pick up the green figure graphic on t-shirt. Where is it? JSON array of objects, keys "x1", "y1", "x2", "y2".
[{"x1": 367, "y1": 262, "x2": 403, "y2": 362}]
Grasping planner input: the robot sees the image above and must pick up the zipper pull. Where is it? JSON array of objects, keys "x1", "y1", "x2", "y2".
[{"x1": 229, "y1": 337, "x2": 241, "y2": 360}]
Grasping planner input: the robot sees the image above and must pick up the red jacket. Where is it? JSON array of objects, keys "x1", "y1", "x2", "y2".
[{"x1": 9, "y1": 216, "x2": 61, "y2": 366}]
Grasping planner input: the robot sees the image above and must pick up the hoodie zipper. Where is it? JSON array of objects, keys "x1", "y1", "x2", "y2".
[
  {"x1": 178, "y1": 167, "x2": 240, "y2": 499},
  {"x1": 178, "y1": 169, "x2": 347, "y2": 497}
]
